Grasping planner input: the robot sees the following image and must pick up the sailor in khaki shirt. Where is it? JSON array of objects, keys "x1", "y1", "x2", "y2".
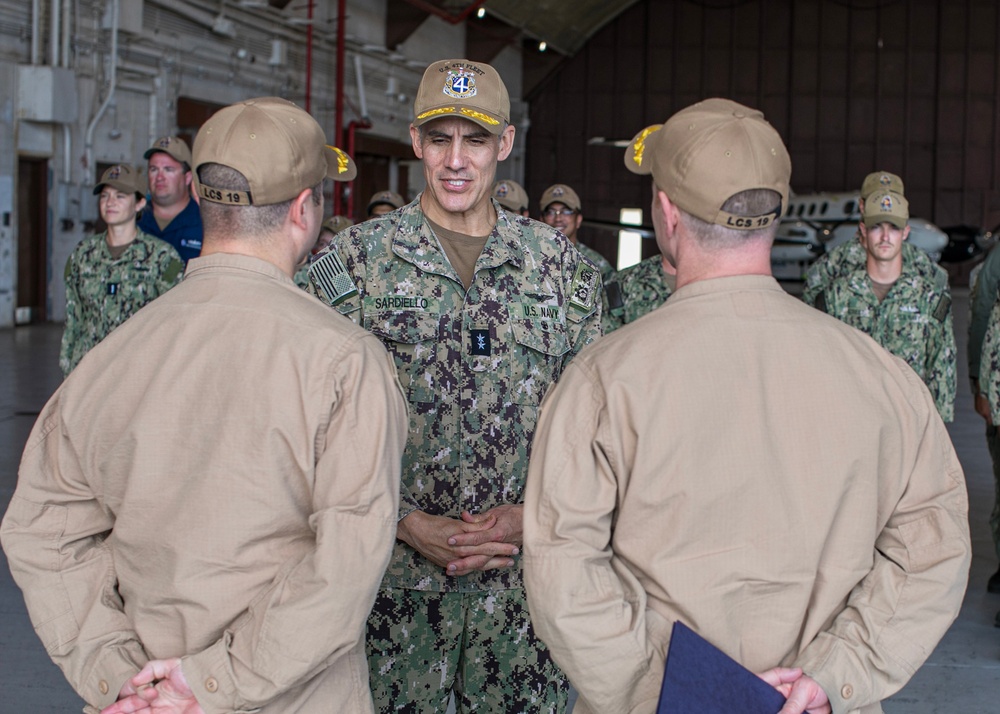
[
  {"x1": 523, "y1": 99, "x2": 970, "y2": 714},
  {"x1": 1, "y1": 98, "x2": 407, "y2": 714}
]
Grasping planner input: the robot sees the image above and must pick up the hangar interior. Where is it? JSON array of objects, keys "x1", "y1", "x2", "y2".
[{"x1": 1, "y1": 0, "x2": 1000, "y2": 711}]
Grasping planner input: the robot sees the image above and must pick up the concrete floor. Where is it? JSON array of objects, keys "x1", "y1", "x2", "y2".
[{"x1": 1, "y1": 289, "x2": 998, "y2": 712}]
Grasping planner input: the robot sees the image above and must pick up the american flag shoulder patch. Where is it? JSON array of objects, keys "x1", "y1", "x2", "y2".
[{"x1": 309, "y1": 249, "x2": 359, "y2": 306}]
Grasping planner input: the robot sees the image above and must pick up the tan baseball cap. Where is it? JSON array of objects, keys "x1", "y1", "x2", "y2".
[
  {"x1": 860, "y1": 171, "x2": 904, "y2": 200},
  {"x1": 144, "y1": 136, "x2": 193, "y2": 167},
  {"x1": 193, "y1": 97, "x2": 357, "y2": 206},
  {"x1": 367, "y1": 190, "x2": 405, "y2": 214},
  {"x1": 624, "y1": 98, "x2": 791, "y2": 230},
  {"x1": 322, "y1": 215, "x2": 354, "y2": 234},
  {"x1": 412, "y1": 59, "x2": 510, "y2": 136},
  {"x1": 862, "y1": 190, "x2": 908, "y2": 229},
  {"x1": 93, "y1": 164, "x2": 144, "y2": 198},
  {"x1": 540, "y1": 184, "x2": 582, "y2": 213},
  {"x1": 492, "y1": 179, "x2": 529, "y2": 213}
]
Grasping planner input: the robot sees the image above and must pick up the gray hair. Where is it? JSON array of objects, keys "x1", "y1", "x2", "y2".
[
  {"x1": 197, "y1": 163, "x2": 321, "y2": 238},
  {"x1": 679, "y1": 189, "x2": 783, "y2": 247}
]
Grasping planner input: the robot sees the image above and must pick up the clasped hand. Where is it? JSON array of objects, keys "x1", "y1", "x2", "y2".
[
  {"x1": 100, "y1": 659, "x2": 204, "y2": 714},
  {"x1": 397, "y1": 504, "x2": 523, "y2": 577}
]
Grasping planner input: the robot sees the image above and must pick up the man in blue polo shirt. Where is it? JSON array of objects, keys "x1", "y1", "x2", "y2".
[{"x1": 139, "y1": 136, "x2": 203, "y2": 264}]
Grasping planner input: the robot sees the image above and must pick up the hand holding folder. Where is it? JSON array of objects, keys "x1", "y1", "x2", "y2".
[{"x1": 657, "y1": 621, "x2": 788, "y2": 714}]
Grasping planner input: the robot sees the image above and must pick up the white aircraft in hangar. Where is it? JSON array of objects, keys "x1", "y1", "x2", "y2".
[{"x1": 770, "y1": 191, "x2": 949, "y2": 281}]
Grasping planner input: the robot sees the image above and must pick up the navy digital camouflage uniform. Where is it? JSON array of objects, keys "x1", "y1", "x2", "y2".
[
  {"x1": 575, "y1": 241, "x2": 614, "y2": 282},
  {"x1": 60, "y1": 229, "x2": 183, "y2": 375},
  {"x1": 292, "y1": 262, "x2": 310, "y2": 290},
  {"x1": 817, "y1": 261, "x2": 956, "y2": 422},
  {"x1": 971, "y1": 247, "x2": 1000, "y2": 563},
  {"x1": 309, "y1": 197, "x2": 602, "y2": 713},
  {"x1": 802, "y1": 236, "x2": 944, "y2": 306},
  {"x1": 602, "y1": 254, "x2": 673, "y2": 333}
]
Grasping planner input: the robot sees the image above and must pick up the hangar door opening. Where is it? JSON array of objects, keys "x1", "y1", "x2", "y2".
[{"x1": 16, "y1": 158, "x2": 48, "y2": 324}]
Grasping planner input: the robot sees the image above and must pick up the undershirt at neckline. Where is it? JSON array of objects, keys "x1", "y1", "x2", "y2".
[{"x1": 426, "y1": 216, "x2": 491, "y2": 290}]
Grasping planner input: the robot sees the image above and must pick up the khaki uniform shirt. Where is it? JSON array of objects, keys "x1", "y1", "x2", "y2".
[
  {"x1": 2, "y1": 253, "x2": 407, "y2": 714},
  {"x1": 60, "y1": 229, "x2": 183, "y2": 376},
  {"x1": 524, "y1": 275, "x2": 970, "y2": 714},
  {"x1": 309, "y1": 198, "x2": 602, "y2": 592}
]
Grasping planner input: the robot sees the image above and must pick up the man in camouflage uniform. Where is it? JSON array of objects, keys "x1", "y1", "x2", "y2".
[
  {"x1": 816, "y1": 188, "x2": 956, "y2": 421},
  {"x1": 309, "y1": 59, "x2": 602, "y2": 713},
  {"x1": 602, "y1": 253, "x2": 676, "y2": 333},
  {"x1": 541, "y1": 183, "x2": 614, "y2": 281},
  {"x1": 970, "y1": 245, "x2": 1000, "y2": 595},
  {"x1": 802, "y1": 171, "x2": 945, "y2": 306},
  {"x1": 491, "y1": 178, "x2": 530, "y2": 217},
  {"x1": 60, "y1": 164, "x2": 183, "y2": 376}
]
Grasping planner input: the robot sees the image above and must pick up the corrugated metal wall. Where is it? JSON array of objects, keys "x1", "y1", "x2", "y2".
[{"x1": 526, "y1": 0, "x2": 1000, "y2": 260}]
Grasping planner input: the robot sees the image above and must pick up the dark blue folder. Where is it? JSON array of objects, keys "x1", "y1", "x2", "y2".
[{"x1": 657, "y1": 621, "x2": 788, "y2": 713}]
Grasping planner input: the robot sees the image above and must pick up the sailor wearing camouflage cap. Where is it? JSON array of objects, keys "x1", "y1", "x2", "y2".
[{"x1": 308, "y1": 58, "x2": 602, "y2": 713}]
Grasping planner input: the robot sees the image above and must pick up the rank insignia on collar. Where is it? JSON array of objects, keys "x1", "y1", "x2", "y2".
[{"x1": 470, "y1": 327, "x2": 491, "y2": 356}]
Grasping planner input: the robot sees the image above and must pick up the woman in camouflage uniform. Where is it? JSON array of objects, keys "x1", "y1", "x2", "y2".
[{"x1": 60, "y1": 164, "x2": 183, "y2": 375}]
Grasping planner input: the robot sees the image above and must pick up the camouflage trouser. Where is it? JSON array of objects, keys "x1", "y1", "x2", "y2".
[
  {"x1": 987, "y1": 425, "x2": 1000, "y2": 559},
  {"x1": 365, "y1": 587, "x2": 568, "y2": 713}
]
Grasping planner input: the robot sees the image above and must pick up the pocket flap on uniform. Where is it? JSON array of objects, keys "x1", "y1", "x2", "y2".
[
  {"x1": 510, "y1": 319, "x2": 570, "y2": 357},
  {"x1": 367, "y1": 310, "x2": 439, "y2": 344}
]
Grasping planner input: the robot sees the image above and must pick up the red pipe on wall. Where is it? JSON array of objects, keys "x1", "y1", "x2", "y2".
[{"x1": 334, "y1": 0, "x2": 347, "y2": 215}]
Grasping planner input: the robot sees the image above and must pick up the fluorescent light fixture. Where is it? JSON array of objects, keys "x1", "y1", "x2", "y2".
[{"x1": 620, "y1": 207, "x2": 642, "y2": 226}]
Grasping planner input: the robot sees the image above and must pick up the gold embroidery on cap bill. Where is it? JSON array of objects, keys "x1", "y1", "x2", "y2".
[
  {"x1": 417, "y1": 107, "x2": 458, "y2": 121},
  {"x1": 459, "y1": 108, "x2": 500, "y2": 126}
]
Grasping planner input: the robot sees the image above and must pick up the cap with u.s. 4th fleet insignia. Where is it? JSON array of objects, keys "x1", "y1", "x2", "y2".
[
  {"x1": 624, "y1": 98, "x2": 791, "y2": 231},
  {"x1": 192, "y1": 96, "x2": 357, "y2": 206},
  {"x1": 412, "y1": 59, "x2": 510, "y2": 136}
]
